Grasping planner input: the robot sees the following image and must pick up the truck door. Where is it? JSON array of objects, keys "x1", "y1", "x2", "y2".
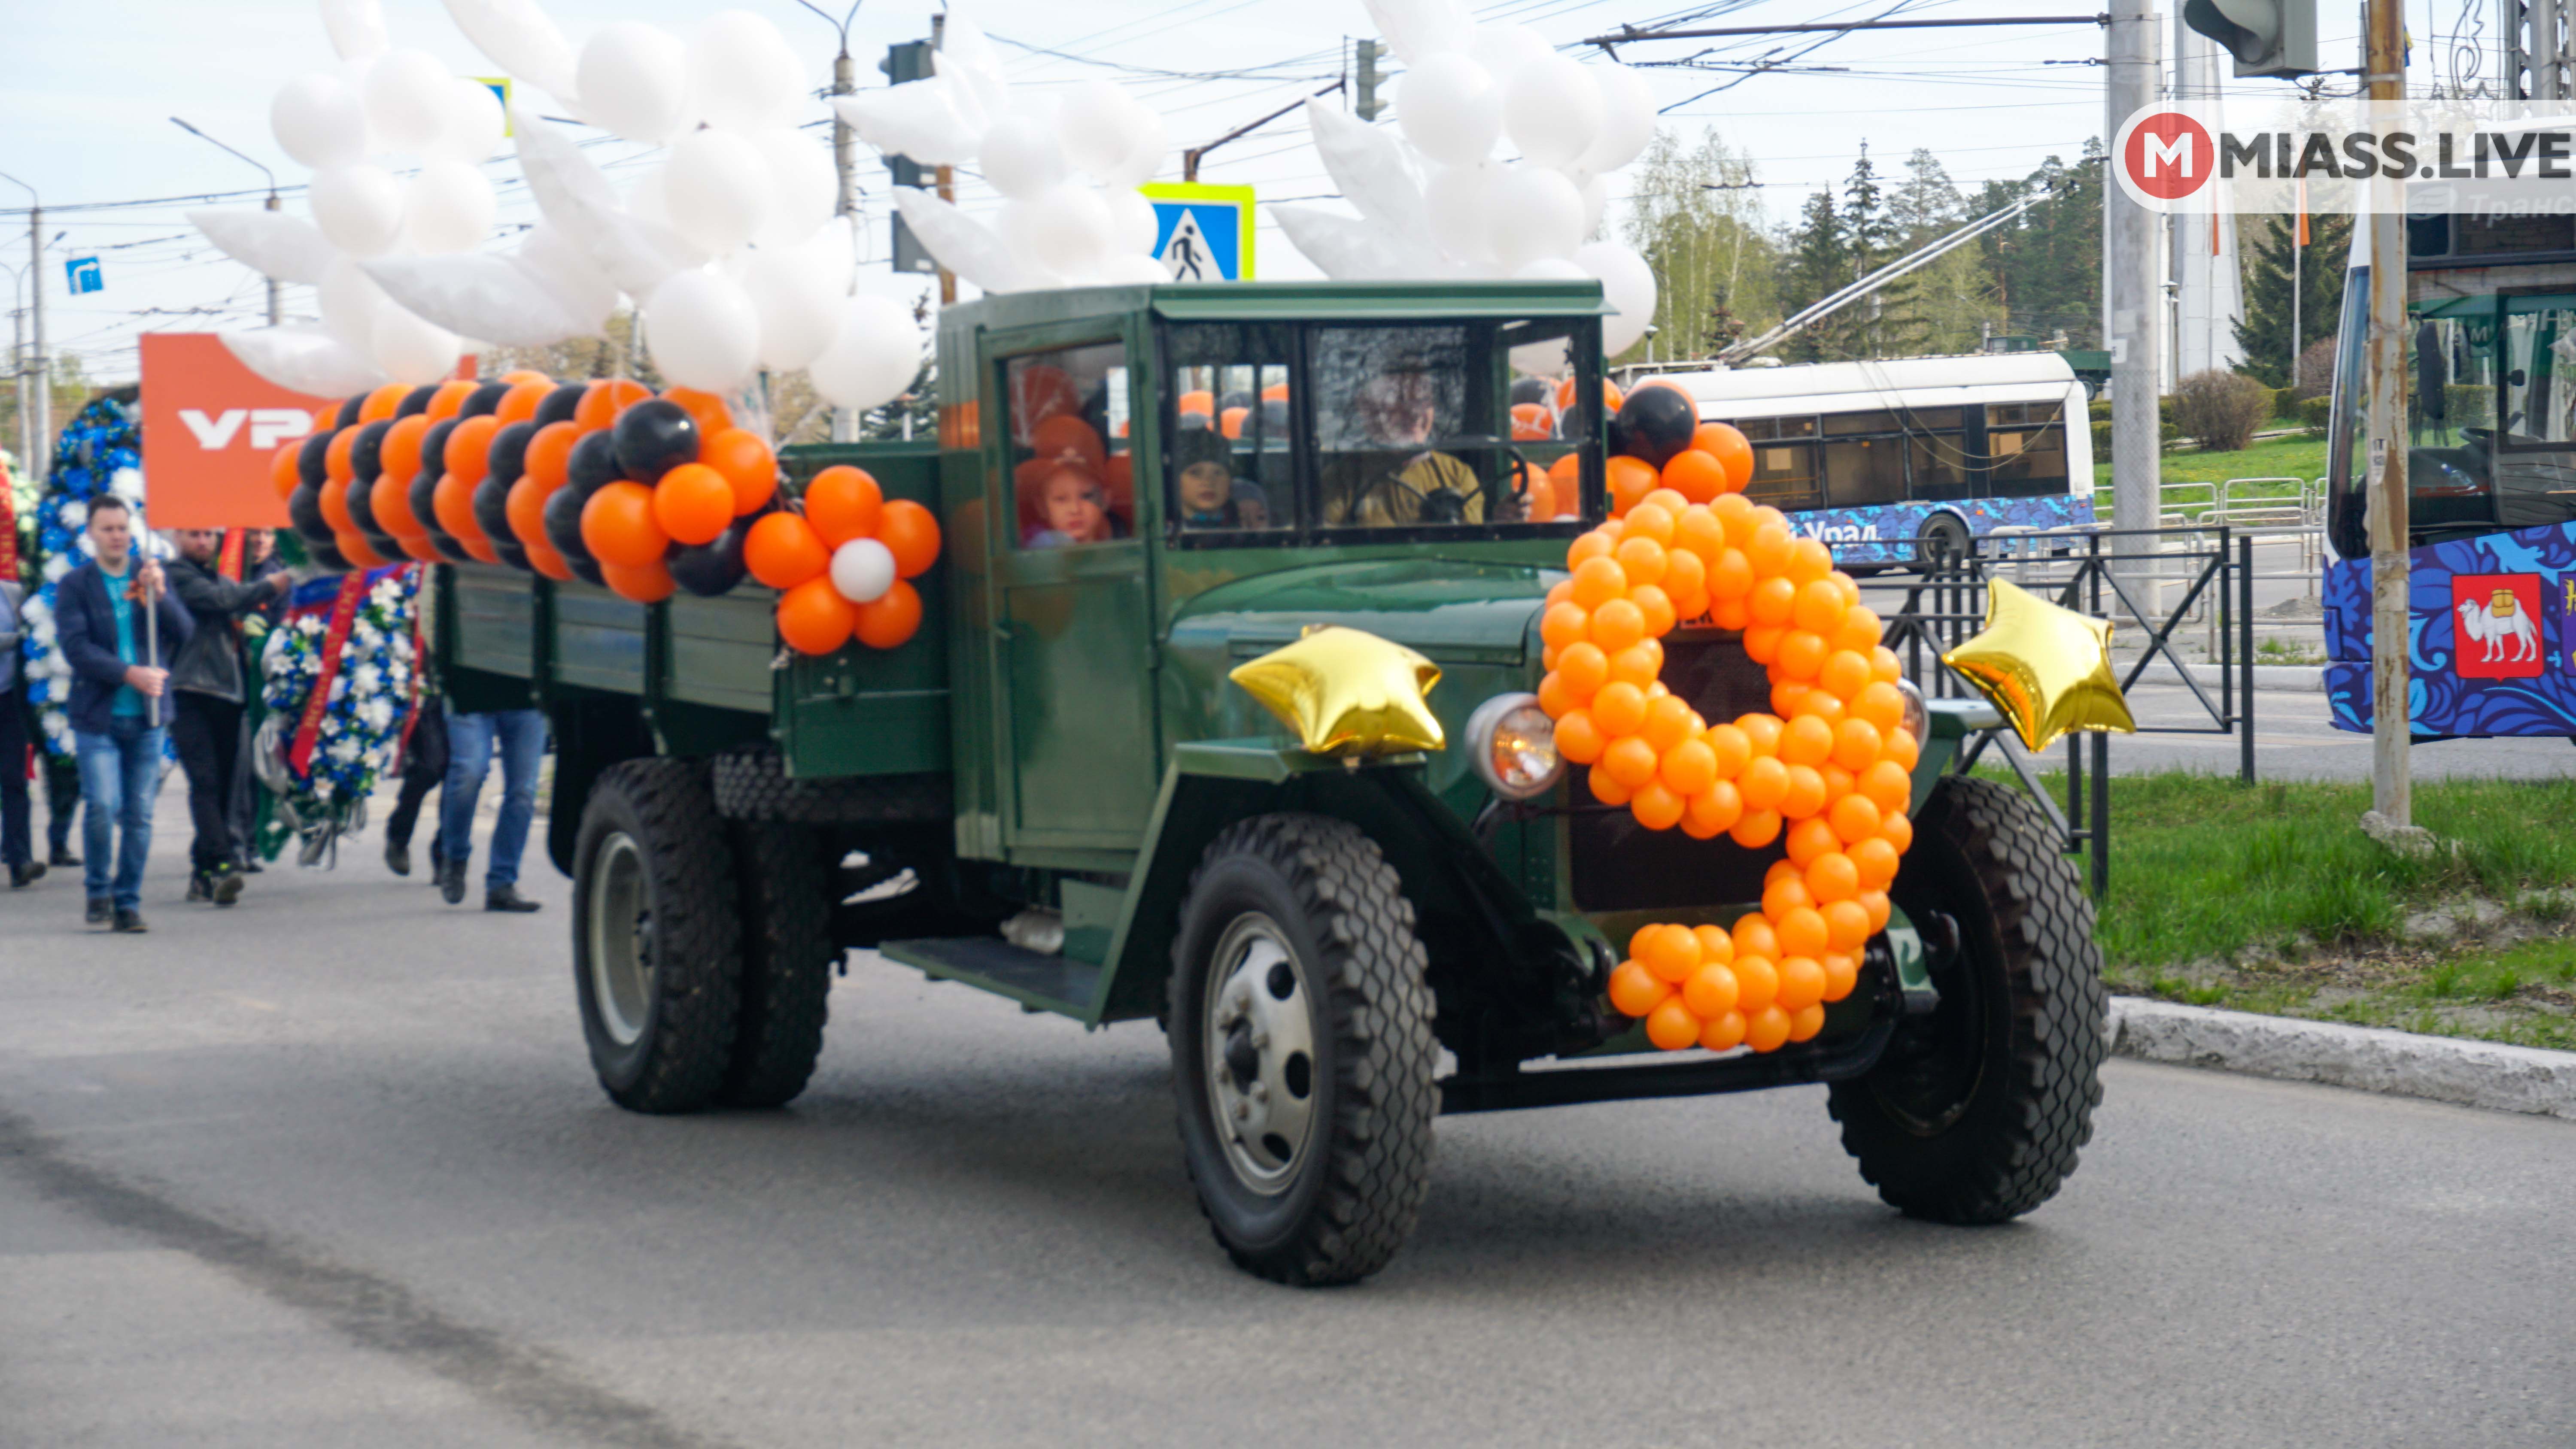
[{"x1": 984, "y1": 327, "x2": 1161, "y2": 854}]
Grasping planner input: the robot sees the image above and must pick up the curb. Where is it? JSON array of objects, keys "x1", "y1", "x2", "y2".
[
  {"x1": 2107, "y1": 996, "x2": 2576, "y2": 1121},
  {"x1": 2126, "y1": 660, "x2": 2326, "y2": 694}
]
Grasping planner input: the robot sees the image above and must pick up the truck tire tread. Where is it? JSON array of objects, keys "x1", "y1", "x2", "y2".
[
  {"x1": 711, "y1": 747, "x2": 948, "y2": 825},
  {"x1": 718, "y1": 820, "x2": 837, "y2": 1108}
]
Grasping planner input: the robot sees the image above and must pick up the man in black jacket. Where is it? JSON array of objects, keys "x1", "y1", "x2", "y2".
[
  {"x1": 167, "y1": 528, "x2": 292, "y2": 903},
  {"x1": 56, "y1": 496, "x2": 191, "y2": 931}
]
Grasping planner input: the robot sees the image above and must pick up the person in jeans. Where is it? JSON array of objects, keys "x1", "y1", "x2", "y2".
[
  {"x1": 55, "y1": 496, "x2": 191, "y2": 932},
  {"x1": 0, "y1": 576, "x2": 41, "y2": 888},
  {"x1": 166, "y1": 528, "x2": 292, "y2": 905},
  {"x1": 436, "y1": 704, "x2": 543, "y2": 912}
]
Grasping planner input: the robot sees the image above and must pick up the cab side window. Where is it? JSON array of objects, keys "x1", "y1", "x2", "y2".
[
  {"x1": 1165, "y1": 324, "x2": 1295, "y2": 536},
  {"x1": 1007, "y1": 343, "x2": 1132, "y2": 550}
]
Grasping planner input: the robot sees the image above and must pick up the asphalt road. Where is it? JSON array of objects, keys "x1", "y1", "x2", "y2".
[{"x1": 3, "y1": 797, "x2": 2572, "y2": 1449}]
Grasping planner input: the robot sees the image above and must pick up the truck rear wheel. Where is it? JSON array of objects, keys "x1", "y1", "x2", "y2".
[
  {"x1": 572, "y1": 758, "x2": 744, "y2": 1114},
  {"x1": 717, "y1": 820, "x2": 837, "y2": 1108},
  {"x1": 1827, "y1": 775, "x2": 2106, "y2": 1223},
  {"x1": 1168, "y1": 815, "x2": 1438, "y2": 1286}
]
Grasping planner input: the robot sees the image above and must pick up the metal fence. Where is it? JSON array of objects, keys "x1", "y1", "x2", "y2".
[{"x1": 1857, "y1": 526, "x2": 2258, "y2": 899}]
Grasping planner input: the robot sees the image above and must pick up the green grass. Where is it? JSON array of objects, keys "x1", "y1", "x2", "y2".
[
  {"x1": 2093, "y1": 433, "x2": 2327, "y2": 495},
  {"x1": 2002, "y1": 770, "x2": 2576, "y2": 1049}
]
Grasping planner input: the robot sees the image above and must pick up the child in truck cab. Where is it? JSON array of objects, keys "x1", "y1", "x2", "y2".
[{"x1": 1024, "y1": 463, "x2": 1124, "y2": 549}]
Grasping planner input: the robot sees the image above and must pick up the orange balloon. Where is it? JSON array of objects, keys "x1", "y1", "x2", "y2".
[
  {"x1": 854, "y1": 579, "x2": 924, "y2": 649},
  {"x1": 433, "y1": 474, "x2": 483, "y2": 544},
  {"x1": 877, "y1": 500, "x2": 942, "y2": 578},
  {"x1": 1608, "y1": 961, "x2": 1673, "y2": 1019},
  {"x1": 525, "y1": 543, "x2": 575, "y2": 581},
  {"x1": 661, "y1": 386, "x2": 734, "y2": 442},
  {"x1": 498, "y1": 368, "x2": 551, "y2": 386},
  {"x1": 601, "y1": 557, "x2": 676, "y2": 603},
  {"x1": 270, "y1": 442, "x2": 301, "y2": 501},
  {"x1": 1177, "y1": 389, "x2": 1214, "y2": 416},
  {"x1": 524, "y1": 420, "x2": 583, "y2": 491},
  {"x1": 1645, "y1": 998, "x2": 1702, "y2": 1051},
  {"x1": 506, "y1": 476, "x2": 554, "y2": 551},
  {"x1": 1606, "y1": 455, "x2": 1659, "y2": 516},
  {"x1": 575, "y1": 378, "x2": 654, "y2": 433},
  {"x1": 1546, "y1": 452, "x2": 1581, "y2": 518},
  {"x1": 380, "y1": 415, "x2": 431, "y2": 497},
  {"x1": 700, "y1": 428, "x2": 778, "y2": 515},
  {"x1": 372, "y1": 467, "x2": 424, "y2": 538},
  {"x1": 425, "y1": 379, "x2": 477, "y2": 421},
  {"x1": 1524, "y1": 463, "x2": 1555, "y2": 521},
  {"x1": 581, "y1": 481, "x2": 668, "y2": 568},
  {"x1": 1556, "y1": 376, "x2": 1622, "y2": 417},
  {"x1": 319, "y1": 476, "x2": 355, "y2": 534},
  {"x1": 777, "y1": 576, "x2": 858, "y2": 655},
  {"x1": 335, "y1": 530, "x2": 387, "y2": 568},
  {"x1": 1661, "y1": 449, "x2": 1727, "y2": 504},
  {"x1": 325, "y1": 427, "x2": 358, "y2": 483},
  {"x1": 1510, "y1": 402, "x2": 1553, "y2": 441},
  {"x1": 744, "y1": 511, "x2": 831, "y2": 590},
  {"x1": 493, "y1": 380, "x2": 552, "y2": 428},
  {"x1": 1694, "y1": 421, "x2": 1753, "y2": 492},
  {"x1": 444, "y1": 415, "x2": 500, "y2": 485},
  {"x1": 653, "y1": 464, "x2": 735, "y2": 546},
  {"x1": 359, "y1": 383, "x2": 409, "y2": 423},
  {"x1": 313, "y1": 405, "x2": 338, "y2": 434},
  {"x1": 399, "y1": 534, "x2": 445, "y2": 563},
  {"x1": 804, "y1": 465, "x2": 884, "y2": 547}
]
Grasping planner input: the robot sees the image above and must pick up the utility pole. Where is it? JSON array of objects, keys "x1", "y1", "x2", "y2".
[
  {"x1": 2363, "y1": 0, "x2": 2412, "y2": 824},
  {"x1": 2103, "y1": 0, "x2": 2160, "y2": 614},
  {"x1": 794, "y1": 4, "x2": 864, "y2": 442},
  {"x1": 1354, "y1": 39, "x2": 1385, "y2": 121},
  {"x1": 932, "y1": 13, "x2": 957, "y2": 308}
]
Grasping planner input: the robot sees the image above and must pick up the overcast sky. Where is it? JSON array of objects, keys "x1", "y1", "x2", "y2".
[{"x1": 0, "y1": 0, "x2": 2418, "y2": 387}]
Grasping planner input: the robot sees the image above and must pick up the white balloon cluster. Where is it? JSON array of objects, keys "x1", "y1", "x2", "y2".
[
  {"x1": 1271, "y1": 0, "x2": 1662, "y2": 360},
  {"x1": 832, "y1": 17, "x2": 1172, "y2": 292}
]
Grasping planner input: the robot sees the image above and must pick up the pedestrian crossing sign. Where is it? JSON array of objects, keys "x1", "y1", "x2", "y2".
[{"x1": 1139, "y1": 183, "x2": 1255, "y2": 282}]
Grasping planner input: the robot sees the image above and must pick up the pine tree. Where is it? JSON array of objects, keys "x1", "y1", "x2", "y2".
[
  {"x1": 2233, "y1": 211, "x2": 2352, "y2": 387},
  {"x1": 1779, "y1": 187, "x2": 1853, "y2": 363}
]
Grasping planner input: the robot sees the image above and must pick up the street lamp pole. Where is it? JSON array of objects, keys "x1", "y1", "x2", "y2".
[
  {"x1": 172, "y1": 118, "x2": 283, "y2": 325},
  {"x1": 0, "y1": 172, "x2": 46, "y2": 487},
  {"x1": 794, "y1": 1, "x2": 866, "y2": 443}
]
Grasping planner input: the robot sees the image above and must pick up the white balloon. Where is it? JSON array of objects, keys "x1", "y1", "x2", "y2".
[
  {"x1": 404, "y1": 162, "x2": 496, "y2": 254},
  {"x1": 310, "y1": 165, "x2": 406, "y2": 258},
  {"x1": 1486, "y1": 167, "x2": 1585, "y2": 270},
  {"x1": 1105, "y1": 187, "x2": 1156, "y2": 256},
  {"x1": 371, "y1": 306, "x2": 464, "y2": 385},
  {"x1": 1504, "y1": 55, "x2": 1603, "y2": 169},
  {"x1": 578, "y1": 22, "x2": 693, "y2": 144},
  {"x1": 691, "y1": 10, "x2": 802, "y2": 132},
  {"x1": 808, "y1": 293, "x2": 925, "y2": 410},
  {"x1": 1466, "y1": 24, "x2": 1552, "y2": 88},
  {"x1": 745, "y1": 129, "x2": 836, "y2": 248},
  {"x1": 271, "y1": 73, "x2": 370, "y2": 169},
  {"x1": 646, "y1": 268, "x2": 761, "y2": 391},
  {"x1": 318, "y1": 255, "x2": 390, "y2": 351},
  {"x1": 1398, "y1": 52, "x2": 1502, "y2": 167},
  {"x1": 626, "y1": 167, "x2": 679, "y2": 234},
  {"x1": 1102, "y1": 252, "x2": 1172, "y2": 285},
  {"x1": 1585, "y1": 63, "x2": 1656, "y2": 174},
  {"x1": 828, "y1": 537, "x2": 896, "y2": 604},
  {"x1": 743, "y1": 242, "x2": 843, "y2": 370},
  {"x1": 365, "y1": 49, "x2": 454, "y2": 153},
  {"x1": 1060, "y1": 82, "x2": 1139, "y2": 179},
  {"x1": 660, "y1": 129, "x2": 772, "y2": 257},
  {"x1": 1000, "y1": 184, "x2": 1113, "y2": 280},
  {"x1": 322, "y1": 0, "x2": 391, "y2": 64},
  {"x1": 1101, "y1": 105, "x2": 1168, "y2": 188},
  {"x1": 1575, "y1": 169, "x2": 1608, "y2": 240},
  {"x1": 1424, "y1": 163, "x2": 1495, "y2": 264},
  {"x1": 1577, "y1": 240, "x2": 1658, "y2": 355},
  {"x1": 517, "y1": 223, "x2": 622, "y2": 331},
  {"x1": 1514, "y1": 257, "x2": 1588, "y2": 279},
  {"x1": 435, "y1": 78, "x2": 507, "y2": 164},
  {"x1": 981, "y1": 114, "x2": 1069, "y2": 200}
]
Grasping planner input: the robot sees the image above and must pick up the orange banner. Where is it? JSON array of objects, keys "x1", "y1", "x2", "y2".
[{"x1": 138, "y1": 332, "x2": 334, "y2": 530}]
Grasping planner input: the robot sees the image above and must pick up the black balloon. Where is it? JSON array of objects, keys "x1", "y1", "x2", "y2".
[
  {"x1": 297, "y1": 428, "x2": 335, "y2": 490},
  {"x1": 1613, "y1": 384, "x2": 1697, "y2": 470},
  {"x1": 567, "y1": 429, "x2": 623, "y2": 494},
  {"x1": 542, "y1": 476, "x2": 593, "y2": 561},
  {"x1": 335, "y1": 394, "x2": 365, "y2": 427},
  {"x1": 668, "y1": 515, "x2": 753, "y2": 597},
  {"x1": 568, "y1": 555, "x2": 606, "y2": 588},
  {"x1": 473, "y1": 476, "x2": 515, "y2": 552},
  {"x1": 395, "y1": 385, "x2": 437, "y2": 418},
  {"x1": 535, "y1": 382, "x2": 588, "y2": 427},
  {"x1": 487, "y1": 420, "x2": 535, "y2": 490},
  {"x1": 612, "y1": 399, "x2": 698, "y2": 485},
  {"x1": 420, "y1": 417, "x2": 459, "y2": 475},
  {"x1": 1260, "y1": 397, "x2": 1288, "y2": 433},
  {"x1": 494, "y1": 539, "x2": 532, "y2": 573},
  {"x1": 308, "y1": 538, "x2": 352, "y2": 573},
  {"x1": 412, "y1": 467, "x2": 468, "y2": 563},
  {"x1": 349, "y1": 420, "x2": 392, "y2": 491},
  {"x1": 286, "y1": 482, "x2": 328, "y2": 542},
  {"x1": 1510, "y1": 376, "x2": 1552, "y2": 407},
  {"x1": 1218, "y1": 389, "x2": 1254, "y2": 412},
  {"x1": 459, "y1": 381, "x2": 510, "y2": 418}
]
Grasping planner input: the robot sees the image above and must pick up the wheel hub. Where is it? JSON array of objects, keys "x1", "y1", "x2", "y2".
[
  {"x1": 586, "y1": 833, "x2": 656, "y2": 1048},
  {"x1": 1203, "y1": 914, "x2": 1318, "y2": 1194}
]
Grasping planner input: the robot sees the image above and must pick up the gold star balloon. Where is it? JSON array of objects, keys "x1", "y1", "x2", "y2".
[
  {"x1": 1230, "y1": 625, "x2": 1446, "y2": 756},
  {"x1": 1942, "y1": 578, "x2": 2137, "y2": 752}
]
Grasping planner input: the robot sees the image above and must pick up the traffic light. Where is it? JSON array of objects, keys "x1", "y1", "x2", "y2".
[
  {"x1": 881, "y1": 39, "x2": 939, "y2": 276},
  {"x1": 2182, "y1": 0, "x2": 2317, "y2": 77}
]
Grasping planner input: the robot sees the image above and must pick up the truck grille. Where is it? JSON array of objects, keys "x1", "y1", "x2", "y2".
[{"x1": 1567, "y1": 628, "x2": 1788, "y2": 914}]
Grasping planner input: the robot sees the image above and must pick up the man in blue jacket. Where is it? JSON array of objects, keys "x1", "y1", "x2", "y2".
[{"x1": 55, "y1": 495, "x2": 191, "y2": 932}]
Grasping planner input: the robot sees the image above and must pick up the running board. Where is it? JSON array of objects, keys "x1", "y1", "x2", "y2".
[
  {"x1": 1437, "y1": 1016, "x2": 1896, "y2": 1114},
  {"x1": 878, "y1": 937, "x2": 1101, "y2": 1020}
]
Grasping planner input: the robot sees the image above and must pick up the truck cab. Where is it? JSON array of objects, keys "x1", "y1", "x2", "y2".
[{"x1": 438, "y1": 280, "x2": 2105, "y2": 1286}]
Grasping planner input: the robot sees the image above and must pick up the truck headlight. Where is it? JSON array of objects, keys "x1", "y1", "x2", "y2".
[
  {"x1": 1896, "y1": 677, "x2": 1928, "y2": 743},
  {"x1": 1467, "y1": 693, "x2": 1563, "y2": 800}
]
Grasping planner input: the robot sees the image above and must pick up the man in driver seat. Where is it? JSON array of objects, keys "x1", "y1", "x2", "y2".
[{"x1": 1324, "y1": 371, "x2": 1526, "y2": 527}]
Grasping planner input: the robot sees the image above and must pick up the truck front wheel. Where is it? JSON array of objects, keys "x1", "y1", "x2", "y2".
[
  {"x1": 1827, "y1": 776, "x2": 2107, "y2": 1223},
  {"x1": 572, "y1": 758, "x2": 744, "y2": 1114},
  {"x1": 1168, "y1": 815, "x2": 1439, "y2": 1286}
]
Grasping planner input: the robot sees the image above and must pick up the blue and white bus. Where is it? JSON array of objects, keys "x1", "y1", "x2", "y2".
[{"x1": 1646, "y1": 353, "x2": 2095, "y2": 568}]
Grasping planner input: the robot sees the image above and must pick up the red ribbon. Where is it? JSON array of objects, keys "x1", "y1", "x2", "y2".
[
  {"x1": 218, "y1": 529, "x2": 244, "y2": 581},
  {"x1": 0, "y1": 457, "x2": 17, "y2": 582},
  {"x1": 289, "y1": 572, "x2": 368, "y2": 777}
]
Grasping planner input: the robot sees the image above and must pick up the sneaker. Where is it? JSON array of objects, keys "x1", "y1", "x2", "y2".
[
  {"x1": 439, "y1": 858, "x2": 466, "y2": 906},
  {"x1": 187, "y1": 871, "x2": 214, "y2": 903},
  {"x1": 112, "y1": 908, "x2": 148, "y2": 934},
  {"x1": 52, "y1": 845, "x2": 81, "y2": 868},
  {"x1": 384, "y1": 837, "x2": 410, "y2": 877},
  {"x1": 8, "y1": 862, "x2": 41, "y2": 888},
  {"x1": 484, "y1": 884, "x2": 542, "y2": 914},
  {"x1": 85, "y1": 897, "x2": 110, "y2": 928},
  {"x1": 212, "y1": 867, "x2": 244, "y2": 907}
]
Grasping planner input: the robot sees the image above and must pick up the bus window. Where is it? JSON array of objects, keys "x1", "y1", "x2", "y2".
[
  {"x1": 2499, "y1": 305, "x2": 2576, "y2": 448},
  {"x1": 1910, "y1": 434, "x2": 1973, "y2": 501},
  {"x1": 1986, "y1": 402, "x2": 2071, "y2": 499},
  {"x1": 1823, "y1": 434, "x2": 1904, "y2": 507},
  {"x1": 1823, "y1": 410, "x2": 1899, "y2": 435},
  {"x1": 1747, "y1": 437, "x2": 1821, "y2": 509}
]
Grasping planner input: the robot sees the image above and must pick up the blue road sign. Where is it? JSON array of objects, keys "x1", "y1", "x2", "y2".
[
  {"x1": 64, "y1": 257, "x2": 101, "y2": 295},
  {"x1": 1140, "y1": 183, "x2": 1256, "y2": 282}
]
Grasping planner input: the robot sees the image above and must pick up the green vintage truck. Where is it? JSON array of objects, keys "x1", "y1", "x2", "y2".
[{"x1": 434, "y1": 279, "x2": 2107, "y2": 1285}]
